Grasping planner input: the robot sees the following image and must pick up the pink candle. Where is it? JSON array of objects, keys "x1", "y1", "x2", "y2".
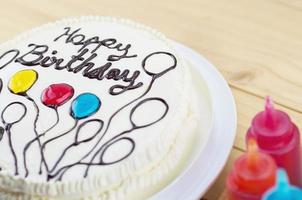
[{"x1": 247, "y1": 96, "x2": 302, "y2": 187}]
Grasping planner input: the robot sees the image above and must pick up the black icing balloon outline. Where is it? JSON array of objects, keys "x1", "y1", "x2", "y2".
[
  {"x1": 1, "y1": 102, "x2": 27, "y2": 124},
  {"x1": 99, "y1": 137, "x2": 135, "y2": 165},
  {"x1": 130, "y1": 97, "x2": 169, "y2": 129},
  {"x1": 0, "y1": 127, "x2": 4, "y2": 142},
  {"x1": 97, "y1": 97, "x2": 169, "y2": 166},
  {"x1": 1, "y1": 102, "x2": 27, "y2": 175},
  {"x1": 0, "y1": 78, "x2": 3, "y2": 94},
  {"x1": 142, "y1": 51, "x2": 177, "y2": 79},
  {"x1": 48, "y1": 119, "x2": 104, "y2": 175},
  {"x1": 48, "y1": 51, "x2": 176, "y2": 181}
]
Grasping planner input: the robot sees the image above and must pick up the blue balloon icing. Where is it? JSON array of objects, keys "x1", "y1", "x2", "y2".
[
  {"x1": 71, "y1": 93, "x2": 101, "y2": 119},
  {"x1": 262, "y1": 169, "x2": 302, "y2": 200}
]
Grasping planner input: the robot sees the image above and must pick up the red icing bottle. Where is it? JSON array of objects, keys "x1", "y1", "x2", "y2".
[
  {"x1": 247, "y1": 96, "x2": 302, "y2": 187},
  {"x1": 226, "y1": 139, "x2": 277, "y2": 200}
]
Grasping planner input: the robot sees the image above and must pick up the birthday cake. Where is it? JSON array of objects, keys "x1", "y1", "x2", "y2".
[{"x1": 0, "y1": 17, "x2": 208, "y2": 199}]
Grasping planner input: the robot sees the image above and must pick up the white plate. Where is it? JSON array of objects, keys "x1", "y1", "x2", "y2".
[{"x1": 151, "y1": 42, "x2": 237, "y2": 200}]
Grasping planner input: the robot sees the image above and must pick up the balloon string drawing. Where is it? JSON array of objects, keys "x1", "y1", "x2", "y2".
[
  {"x1": 23, "y1": 83, "x2": 75, "y2": 176},
  {"x1": 0, "y1": 51, "x2": 177, "y2": 181},
  {"x1": 7, "y1": 70, "x2": 44, "y2": 175}
]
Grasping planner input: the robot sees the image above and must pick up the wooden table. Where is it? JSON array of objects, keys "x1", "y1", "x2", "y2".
[{"x1": 1, "y1": 0, "x2": 301, "y2": 199}]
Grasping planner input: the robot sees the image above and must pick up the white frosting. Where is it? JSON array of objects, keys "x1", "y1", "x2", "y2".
[{"x1": 0, "y1": 16, "x2": 210, "y2": 199}]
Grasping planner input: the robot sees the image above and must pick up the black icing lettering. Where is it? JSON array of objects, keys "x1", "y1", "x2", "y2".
[
  {"x1": 0, "y1": 49, "x2": 20, "y2": 70},
  {"x1": 105, "y1": 68, "x2": 121, "y2": 79},
  {"x1": 54, "y1": 49, "x2": 87, "y2": 71},
  {"x1": 54, "y1": 58, "x2": 65, "y2": 70},
  {"x1": 72, "y1": 52, "x2": 97, "y2": 73},
  {"x1": 109, "y1": 71, "x2": 143, "y2": 95},
  {"x1": 71, "y1": 34, "x2": 85, "y2": 45},
  {"x1": 83, "y1": 62, "x2": 112, "y2": 80},
  {"x1": 90, "y1": 38, "x2": 117, "y2": 53},
  {"x1": 0, "y1": 45, "x2": 178, "y2": 97},
  {"x1": 54, "y1": 27, "x2": 82, "y2": 44},
  {"x1": 15, "y1": 44, "x2": 48, "y2": 66},
  {"x1": 55, "y1": 27, "x2": 137, "y2": 61},
  {"x1": 107, "y1": 44, "x2": 137, "y2": 61},
  {"x1": 101, "y1": 38, "x2": 118, "y2": 48},
  {"x1": 79, "y1": 36, "x2": 100, "y2": 52},
  {"x1": 40, "y1": 56, "x2": 55, "y2": 68}
]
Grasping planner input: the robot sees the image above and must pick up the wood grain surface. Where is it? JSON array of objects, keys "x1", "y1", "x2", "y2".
[{"x1": 0, "y1": 0, "x2": 301, "y2": 199}]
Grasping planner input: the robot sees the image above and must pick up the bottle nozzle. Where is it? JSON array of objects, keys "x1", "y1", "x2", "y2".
[
  {"x1": 247, "y1": 139, "x2": 259, "y2": 169},
  {"x1": 276, "y1": 169, "x2": 289, "y2": 189},
  {"x1": 272, "y1": 169, "x2": 292, "y2": 198},
  {"x1": 264, "y1": 96, "x2": 275, "y2": 128}
]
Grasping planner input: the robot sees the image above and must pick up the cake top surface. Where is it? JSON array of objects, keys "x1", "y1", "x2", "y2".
[{"x1": 0, "y1": 17, "x2": 190, "y2": 185}]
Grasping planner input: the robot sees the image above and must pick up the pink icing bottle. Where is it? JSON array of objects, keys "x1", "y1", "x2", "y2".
[{"x1": 247, "y1": 96, "x2": 302, "y2": 187}]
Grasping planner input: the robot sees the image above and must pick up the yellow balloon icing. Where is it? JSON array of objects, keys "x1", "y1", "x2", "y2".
[{"x1": 9, "y1": 70, "x2": 38, "y2": 94}]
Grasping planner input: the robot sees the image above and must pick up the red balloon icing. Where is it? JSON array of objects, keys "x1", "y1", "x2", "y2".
[{"x1": 41, "y1": 83, "x2": 74, "y2": 108}]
